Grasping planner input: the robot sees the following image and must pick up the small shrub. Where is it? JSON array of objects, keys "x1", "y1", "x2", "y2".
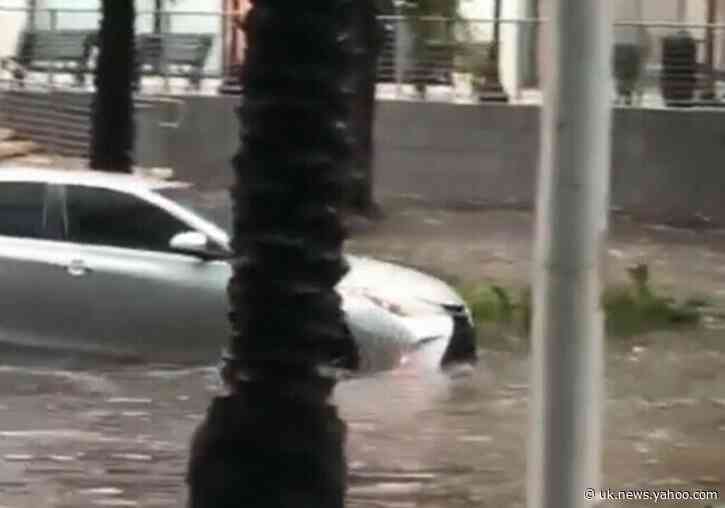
[
  {"x1": 459, "y1": 284, "x2": 510, "y2": 324},
  {"x1": 460, "y1": 263, "x2": 704, "y2": 343}
]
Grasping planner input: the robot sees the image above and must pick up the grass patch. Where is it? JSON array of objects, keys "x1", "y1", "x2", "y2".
[{"x1": 459, "y1": 264, "x2": 706, "y2": 345}]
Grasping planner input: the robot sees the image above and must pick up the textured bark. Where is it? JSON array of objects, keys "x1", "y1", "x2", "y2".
[
  {"x1": 90, "y1": 0, "x2": 135, "y2": 173},
  {"x1": 348, "y1": 0, "x2": 384, "y2": 215},
  {"x1": 187, "y1": 2, "x2": 359, "y2": 507}
]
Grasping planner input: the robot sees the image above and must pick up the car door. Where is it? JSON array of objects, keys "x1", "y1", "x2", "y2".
[
  {"x1": 61, "y1": 184, "x2": 231, "y2": 363},
  {"x1": 0, "y1": 181, "x2": 92, "y2": 351}
]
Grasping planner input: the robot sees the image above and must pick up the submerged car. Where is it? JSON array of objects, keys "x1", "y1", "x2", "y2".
[{"x1": 0, "y1": 168, "x2": 477, "y2": 373}]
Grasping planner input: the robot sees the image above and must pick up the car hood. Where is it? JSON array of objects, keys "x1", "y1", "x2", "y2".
[
  {"x1": 340, "y1": 255, "x2": 465, "y2": 308},
  {"x1": 210, "y1": 231, "x2": 464, "y2": 308}
]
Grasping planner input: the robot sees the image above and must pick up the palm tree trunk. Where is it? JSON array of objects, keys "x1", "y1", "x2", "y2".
[
  {"x1": 186, "y1": 2, "x2": 359, "y2": 507},
  {"x1": 90, "y1": 0, "x2": 135, "y2": 173},
  {"x1": 348, "y1": 0, "x2": 384, "y2": 216}
]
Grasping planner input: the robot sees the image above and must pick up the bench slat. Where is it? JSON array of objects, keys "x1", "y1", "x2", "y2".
[
  {"x1": 134, "y1": 33, "x2": 214, "y2": 89},
  {"x1": 18, "y1": 30, "x2": 95, "y2": 61}
]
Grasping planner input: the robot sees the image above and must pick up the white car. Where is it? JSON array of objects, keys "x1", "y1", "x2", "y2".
[{"x1": 0, "y1": 167, "x2": 477, "y2": 373}]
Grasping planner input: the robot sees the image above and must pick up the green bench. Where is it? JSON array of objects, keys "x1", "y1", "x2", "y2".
[
  {"x1": 134, "y1": 33, "x2": 214, "y2": 91},
  {"x1": 1, "y1": 29, "x2": 97, "y2": 86}
]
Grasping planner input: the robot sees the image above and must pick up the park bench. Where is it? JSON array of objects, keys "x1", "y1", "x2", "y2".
[
  {"x1": 375, "y1": 23, "x2": 455, "y2": 92},
  {"x1": 1, "y1": 29, "x2": 97, "y2": 87},
  {"x1": 409, "y1": 41, "x2": 455, "y2": 87},
  {"x1": 134, "y1": 33, "x2": 214, "y2": 91}
]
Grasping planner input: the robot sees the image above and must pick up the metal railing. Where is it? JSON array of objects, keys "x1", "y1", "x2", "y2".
[
  {"x1": 0, "y1": 7, "x2": 230, "y2": 94},
  {"x1": 3, "y1": 6, "x2": 725, "y2": 107},
  {"x1": 0, "y1": 78, "x2": 186, "y2": 162},
  {"x1": 0, "y1": 81, "x2": 91, "y2": 158},
  {"x1": 613, "y1": 21, "x2": 725, "y2": 107},
  {"x1": 0, "y1": 7, "x2": 540, "y2": 100},
  {"x1": 373, "y1": 15, "x2": 541, "y2": 103}
]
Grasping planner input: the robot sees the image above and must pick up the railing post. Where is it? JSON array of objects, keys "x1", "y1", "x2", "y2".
[
  {"x1": 48, "y1": 9, "x2": 58, "y2": 86},
  {"x1": 28, "y1": 1, "x2": 37, "y2": 30},
  {"x1": 515, "y1": 22, "x2": 524, "y2": 102},
  {"x1": 161, "y1": 8, "x2": 170, "y2": 93},
  {"x1": 394, "y1": 12, "x2": 404, "y2": 98},
  {"x1": 220, "y1": 10, "x2": 228, "y2": 82},
  {"x1": 49, "y1": 86, "x2": 59, "y2": 161}
]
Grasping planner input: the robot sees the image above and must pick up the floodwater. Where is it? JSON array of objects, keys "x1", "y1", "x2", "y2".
[{"x1": 1, "y1": 331, "x2": 724, "y2": 508}]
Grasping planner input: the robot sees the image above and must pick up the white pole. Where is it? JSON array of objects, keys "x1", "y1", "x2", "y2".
[{"x1": 527, "y1": 0, "x2": 612, "y2": 506}]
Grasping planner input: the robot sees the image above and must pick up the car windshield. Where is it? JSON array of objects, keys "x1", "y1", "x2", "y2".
[{"x1": 157, "y1": 187, "x2": 232, "y2": 233}]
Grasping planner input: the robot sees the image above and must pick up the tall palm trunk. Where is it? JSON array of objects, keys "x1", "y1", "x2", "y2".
[
  {"x1": 90, "y1": 0, "x2": 135, "y2": 173},
  {"x1": 348, "y1": 0, "x2": 384, "y2": 216},
  {"x1": 186, "y1": 2, "x2": 359, "y2": 507}
]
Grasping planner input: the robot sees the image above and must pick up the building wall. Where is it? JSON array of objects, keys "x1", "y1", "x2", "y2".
[
  {"x1": 131, "y1": 96, "x2": 725, "y2": 226},
  {"x1": 2, "y1": 88, "x2": 725, "y2": 226},
  {"x1": 0, "y1": 0, "x2": 30, "y2": 60}
]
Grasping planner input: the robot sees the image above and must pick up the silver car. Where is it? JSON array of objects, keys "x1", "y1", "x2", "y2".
[{"x1": 0, "y1": 168, "x2": 477, "y2": 373}]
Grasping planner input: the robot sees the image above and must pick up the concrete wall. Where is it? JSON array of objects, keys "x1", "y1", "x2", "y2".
[
  {"x1": 3, "y1": 90, "x2": 725, "y2": 226},
  {"x1": 134, "y1": 96, "x2": 725, "y2": 226},
  {"x1": 376, "y1": 102, "x2": 725, "y2": 226}
]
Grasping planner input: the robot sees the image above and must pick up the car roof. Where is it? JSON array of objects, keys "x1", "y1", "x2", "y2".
[{"x1": 0, "y1": 166, "x2": 189, "y2": 193}]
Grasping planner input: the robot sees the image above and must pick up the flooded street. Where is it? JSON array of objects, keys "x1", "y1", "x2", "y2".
[
  {"x1": 1, "y1": 205, "x2": 725, "y2": 507},
  {"x1": 1, "y1": 330, "x2": 724, "y2": 508}
]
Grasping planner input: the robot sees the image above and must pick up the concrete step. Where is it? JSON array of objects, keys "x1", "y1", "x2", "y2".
[{"x1": 0, "y1": 140, "x2": 41, "y2": 161}]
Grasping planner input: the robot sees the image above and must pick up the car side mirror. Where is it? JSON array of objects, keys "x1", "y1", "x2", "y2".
[{"x1": 170, "y1": 231, "x2": 212, "y2": 256}]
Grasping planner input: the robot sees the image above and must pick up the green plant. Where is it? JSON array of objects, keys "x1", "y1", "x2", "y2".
[
  {"x1": 459, "y1": 284, "x2": 510, "y2": 324},
  {"x1": 603, "y1": 263, "x2": 702, "y2": 337},
  {"x1": 459, "y1": 263, "x2": 705, "y2": 345}
]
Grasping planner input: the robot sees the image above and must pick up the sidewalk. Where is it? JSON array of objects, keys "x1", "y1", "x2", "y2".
[{"x1": 347, "y1": 197, "x2": 725, "y2": 307}]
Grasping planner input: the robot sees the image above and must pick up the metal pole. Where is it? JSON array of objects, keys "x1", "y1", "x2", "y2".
[
  {"x1": 153, "y1": 0, "x2": 163, "y2": 34},
  {"x1": 479, "y1": 0, "x2": 509, "y2": 102},
  {"x1": 160, "y1": 7, "x2": 169, "y2": 93},
  {"x1": 527, "y1": 0, "x2": 612, "y2": 507},
  {"x1": 493, "y1": 0, "x2": 502, "y2": 47},
  {"x1": 702, "y1": 0, "x2": 717, "y2": 102},
  {"x1": 27, "y1": 0, "x2": 37, "y2": 30},
  {"x1": 48, "y1": 9, "x2": 57, "y2": 86},
  {"x1": 220, "y1": 0, "x2": 229, "y2": 76},
  {"x1": 394, "y1": 3, "x2": 404, "y2": 98}
]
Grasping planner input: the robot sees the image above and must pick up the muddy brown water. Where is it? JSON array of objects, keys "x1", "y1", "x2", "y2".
[
  {"x1": 0, "y1": 330, "x2": 724, "y2": 508},
  {"x1": 1, "y1": 205, "x2": 725, "y2": 507}
]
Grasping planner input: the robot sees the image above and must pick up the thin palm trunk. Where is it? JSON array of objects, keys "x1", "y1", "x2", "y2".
[
  {"x1": 348, "y1": 0, "x2": 383, "y2": 216},
  {"x1": 90, "y1": 0, "x2": 135, "y2": 173},
  {"x1": 186, "y1": 2, "x2": 358, "y2": 507}
]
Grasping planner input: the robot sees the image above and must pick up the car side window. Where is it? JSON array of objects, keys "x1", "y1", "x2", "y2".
[
  {"x1": 0, "y1": 182, "x2": 47, "y2": 239},
  {"x1": 65, "y1": 185, "x2": 190, "y2": 253}
]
